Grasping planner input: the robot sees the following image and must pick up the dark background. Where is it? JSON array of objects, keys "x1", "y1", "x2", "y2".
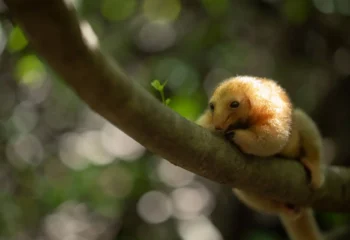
[{"x1": 0, "y1": 0, "x2": 350, "y2": 239}]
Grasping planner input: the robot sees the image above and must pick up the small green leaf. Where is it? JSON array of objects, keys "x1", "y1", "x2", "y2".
[
  {"x1": 151, "y1": 80, "x2": 162, "y2": 91},
  {"x1": 151, "y1": 79, "x2": 170, "y2": 105}
]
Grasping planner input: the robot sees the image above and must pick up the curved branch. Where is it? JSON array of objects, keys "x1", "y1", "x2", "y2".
[{"x1": 4, "y1": 0, "x2": 350, "y2": 211}]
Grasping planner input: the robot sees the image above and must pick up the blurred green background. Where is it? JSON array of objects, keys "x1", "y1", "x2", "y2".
[{"x1": 0, "y1": 0, "x2": 350, "y2": 239}]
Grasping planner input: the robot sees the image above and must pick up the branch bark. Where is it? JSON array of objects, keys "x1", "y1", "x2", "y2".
[{"x1": 4, "y1": 0, "x2": 350, "y2": 211}]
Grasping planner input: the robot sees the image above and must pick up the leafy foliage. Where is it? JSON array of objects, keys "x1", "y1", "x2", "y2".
[{"x1": 151, "y1": 79, "x2": 171, "y2": 106}]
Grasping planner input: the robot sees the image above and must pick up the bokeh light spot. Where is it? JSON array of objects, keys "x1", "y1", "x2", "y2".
[
  {"x1": 201, "y1": 0, "x2": 229, "y2": 17},
  {"x1": 154, "y1": 58, "x2": 200, "y2": 95},
  {"x1": 15, "y1": 54, "x2": 46, "y2": 87},
  {"x1": 171, "y1": 183, "x2": 213, "y2": 220},
  {"x1": 59, "y1": 132, "x2": 90, "y2": 170},
  {"x1": 136, "y1": 21, "x2": 176, "y2": 52},
  {"x1": 101, "y1": 0, "x2": 137, "y2": 21},
  {"x1": 177, "y1": 216, "x2": 223, "y2": 240},
  {"x1": 282, "y1": 0, "x2": 310, "y2": 24},
  {"x1": 98, "y1": 166, "x2": 134, "y2": 198},
  {"x1": 11, "y1": 101, "x2": 38, "y2": 134},
  {"x1": 312, "y1": 0, "x2": 335, "y2": 14},
  {"x1": 7, "y1": 26, "x2": 28, "y2": 52},
  {"x1": 157, "y1": 159, "x2": 195, "y2": 187},
  {"x1": 143, "y1": 0, "x2": 181, "y2": 22},
  {"x1": 76, "y1": 130, "x2": 115, "y2": 165},
  {"x1": 6, "y1": 134, "x2": 44, "y2": 168},
  {"x1": 44, "y1": 201, "x2": 110, "y2": 240},
  {"x1": 101, "y1": 122, "x2": 145, "y2": 161},
  {"x1": 170, "y1": 96, "x2": 202, "y2": 121},
  {"x1": 137, "y1": 191, "x2": 173, "y2": 224}
]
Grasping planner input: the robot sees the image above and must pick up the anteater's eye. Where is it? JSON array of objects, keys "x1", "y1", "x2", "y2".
[
  {"x1": 230, "y1": 101, "x2": 240, "y2": 108},
  {"x1": 209, "y1": 102, "x2": 215, "y2": 111}
]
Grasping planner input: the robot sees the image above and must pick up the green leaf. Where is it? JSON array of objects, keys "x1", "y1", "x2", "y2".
[
  {"x1": 151, "y1": 80, "x2": 162, "y2": 91},
  {"x1": 151, "y1": 79, "x2": 171, "y2": 105}
]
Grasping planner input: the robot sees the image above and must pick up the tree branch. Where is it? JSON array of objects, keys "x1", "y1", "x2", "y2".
[{"x1": 4, "y1": 0, "x2": 350, "y2": 211}]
